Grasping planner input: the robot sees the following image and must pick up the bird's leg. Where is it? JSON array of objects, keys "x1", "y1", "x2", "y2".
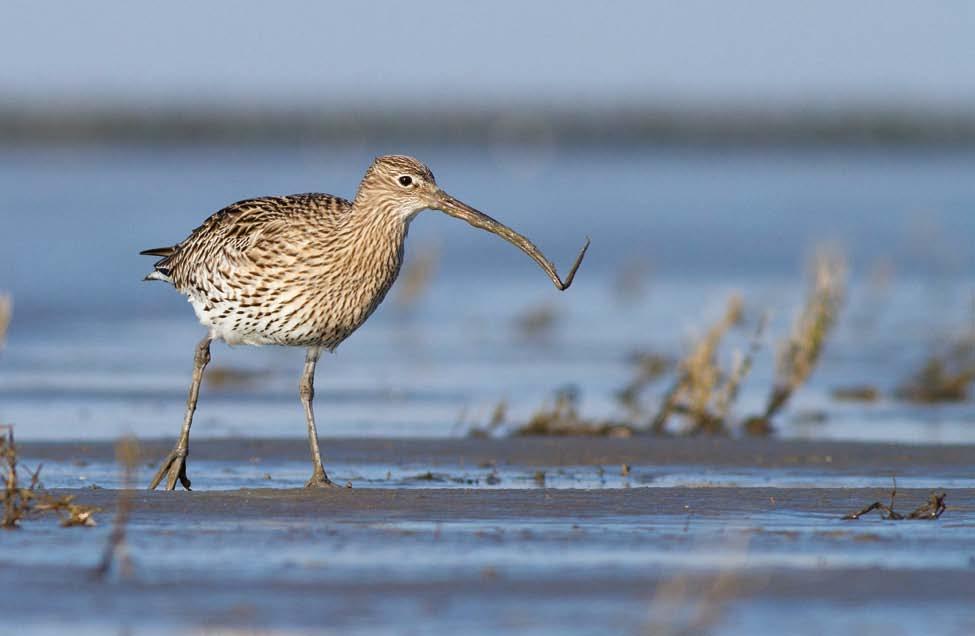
[
  {"x1": 301, "y1": 346, "x2": 336, "y2": 488},
  {"x1": 149, "y1": 336, "x2": 211, "y2": 491}
]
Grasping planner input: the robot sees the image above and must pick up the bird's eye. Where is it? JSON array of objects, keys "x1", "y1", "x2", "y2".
[{"x1": 398, "y1": 175, "x2": 413, "y2": 187}]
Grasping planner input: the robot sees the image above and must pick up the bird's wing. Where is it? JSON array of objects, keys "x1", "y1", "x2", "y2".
[{"x1": 149, "y1": 194, "x2": 349, "y2": 289}]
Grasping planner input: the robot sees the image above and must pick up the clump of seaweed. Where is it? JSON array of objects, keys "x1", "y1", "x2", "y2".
[
  {"x1": 514, "y1": 386, "x2": 633, "y2": 437},
  {"x1": 2, "y1": 425, "x2": 98, "y2": 529},
  {"x1": 650, "y1": 295, "x2": 765, "y2": 435},
  {"x1": 744, "y1": 249, "x2": 845, "y2": 434},
  {"x1": 0, "y1": 293, "x2": 11, "y2": 351},
  {"x1": 843, "y1": 478, "x2": 946, "y2": 520}
]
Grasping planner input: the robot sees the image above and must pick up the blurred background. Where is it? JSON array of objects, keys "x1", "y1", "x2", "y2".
[{"x1": 1, "y1": 0, "x2": 973, "y2": 443}]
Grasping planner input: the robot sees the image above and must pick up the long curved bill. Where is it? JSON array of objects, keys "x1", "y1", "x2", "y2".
[{"x1": 434, "y1": 191, "x2": 590, "y2": 291}]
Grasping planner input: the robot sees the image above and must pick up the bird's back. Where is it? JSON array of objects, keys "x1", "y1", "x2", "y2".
[{"x1": 145, "y1": 193, "x2": 407, "y2": 348}]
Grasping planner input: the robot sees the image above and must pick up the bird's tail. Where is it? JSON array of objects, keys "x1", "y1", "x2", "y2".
[
  {"x1": 140, "y1": 246, "x2": 176, "y2": 258},
  {"x1": 140, "y1": 246, "x2": 176, "y2": 282}
]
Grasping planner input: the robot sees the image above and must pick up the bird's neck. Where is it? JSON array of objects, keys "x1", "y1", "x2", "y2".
[
  {"x1": 348, "y1": 197, "x2": 410, "y2": 240},
  {"x1": 341, "y1": 198, "x2": 410, "y2": 294},
  {"x1": 331, "y1": 198, "x2": 410, "y2": 322}
]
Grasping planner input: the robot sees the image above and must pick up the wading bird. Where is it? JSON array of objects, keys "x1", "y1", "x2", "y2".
[{"x1": 142, "y1": 155, "x2": 589, "y2": 490}]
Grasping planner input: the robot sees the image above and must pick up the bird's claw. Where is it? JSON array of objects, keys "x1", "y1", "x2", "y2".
[
  {"x1": 305, "y1": 472, "x2": 341, "y2": 489},
  {"x1": 149, "y1": 448, "x2": 191, "y2": 491}
]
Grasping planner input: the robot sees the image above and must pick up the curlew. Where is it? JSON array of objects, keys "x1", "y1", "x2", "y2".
[{"x1": 142, "y1": 155, "x2": 588, "y2": 490}]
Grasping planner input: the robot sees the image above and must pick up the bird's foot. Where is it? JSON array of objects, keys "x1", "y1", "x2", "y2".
[
  {"x1": 305, "y1": 471, "x2": 342, "y2": 489},
  {"x1": 148, "y1": 447, "x2": 191, "y2": 491}
]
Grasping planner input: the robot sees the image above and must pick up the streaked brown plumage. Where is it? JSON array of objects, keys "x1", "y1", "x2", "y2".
[{"x1": 142, "y1": 155, "x2": 589, "y2": 490}]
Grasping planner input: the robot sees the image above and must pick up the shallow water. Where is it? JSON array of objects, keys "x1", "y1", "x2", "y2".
[
  {"x1": 1, "y1": 145, "x2": 975, "y2": 445},
  {"x1": 4, "y1": 478, "x2": 974, "y2": 636},
  {"x1": 27, "y1": 457, "x2": 975, "y2": 492},
  {"x1": 2, "y1": 145, "x2": 975, "y2": 635}
]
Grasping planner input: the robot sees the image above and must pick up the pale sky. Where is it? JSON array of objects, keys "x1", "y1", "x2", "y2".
[{"x1": 2, "y1": 0, "x2": 974, "y2": 108}]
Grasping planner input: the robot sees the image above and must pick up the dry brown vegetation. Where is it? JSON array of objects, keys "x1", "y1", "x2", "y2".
[
  {"x1": 615, "y1": 351, "x2": 674, "y2": 420},
  {"x1": 512, "y1": 249, "x2": 845, "y2": 439},
  {"x1": 895, "y1": 318, "x2": 975, "y2": 403},
  {"x1": 0, "y1": 293, "x2": 11, "y2": 350},
  {"x1": 512, "y1": 296, "x2": 763, "y2": 438},
  {"x1": 513, "y1": 387, "x2": 633, "y2": 437},
  {"x1": 612, "y1": 257, "x2": 651, "y2": 304},
  {"x1": 2, "y1": 425, "x2": 98, "y2": 529},
  {"x1": 512, "y1": 302, "x2": 560, "y2": 341},
  {"x1": 649, "y1": 296, "x2": 766, "y2": 435},
  {"x1": 394, "y1": 243, "x2": 440, "y2": 309},
  {"x1": 744, "y1": 249, "x2": 846, "y2": 434},
  {"x1": 204, "y1": 365, "x2": 268, "y2": 390},
  {"x1": 466, "y1": 400, "x2": 509, "y2": 438},
  {"x1": 897, "y1": 356, "x2": 975, "y2": 403},
  {"x1": 2, "y1": 425, "x2": 41, "y2": 528},
  {"x1": 644, "y1": 534, "x2": 758, "y2": 635},
  {"x1": 93, "y1": 437, "x2": 139, "y2": 580},
  {"x1": 600, "y1": 295, "x2": 765, "y2": 437},
  {"x1": 830, "y1": 385, "x2": 880, "y2": 402}
]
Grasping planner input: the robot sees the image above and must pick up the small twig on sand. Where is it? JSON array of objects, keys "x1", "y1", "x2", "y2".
[
  {"x1": 843, "y1": 478, "x2": 947, "y2": 520},
  {"x1": 93, "y1": 436, "x2": 139, "y2": 580}
]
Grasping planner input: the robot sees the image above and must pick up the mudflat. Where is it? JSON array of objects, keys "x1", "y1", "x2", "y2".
[
  {"x1": 5, "y1": 437, "x2": 975, "y2": 635},
  {"x1": 21, "y1": 435, "x2": 975, "y2": 470}
]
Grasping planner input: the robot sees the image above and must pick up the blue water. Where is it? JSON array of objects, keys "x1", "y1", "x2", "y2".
[{"x1": 1, "y1": 144, "x2": 974, "y2": 442}]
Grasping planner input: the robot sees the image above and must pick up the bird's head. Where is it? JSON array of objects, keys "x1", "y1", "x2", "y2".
[
  {"x1": 357, "y1": 154, "x2": 589, "y2": 291},
  {"x1": 357, "y1": 155, "x2": 440, "y2": 220}
]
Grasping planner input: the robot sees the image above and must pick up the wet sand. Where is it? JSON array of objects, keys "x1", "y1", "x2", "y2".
[
  {"x1": 22, "y1": 435, "x2": 975, "y2": 471},
  {"x1": 6, "y1": 438, "x2": 975, "y2": 635}
]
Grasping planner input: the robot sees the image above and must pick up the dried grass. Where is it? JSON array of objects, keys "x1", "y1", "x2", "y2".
[
  {"x1": 204, "y1": 366, "x2": 268, "y2": 389},
  {"x1": 616, "y1": 351, "x2": 674, "y2": 420},
  {"x1": 831, "y1": 385, "x2": 880, "y2": 403},
  {"x1": 650, "y1": 295, "x2": 764, "y2": 435},
  {"x1": 467, "y1": 400, "x2": 509, "y2": 438},
  {"x1": 612, "y1": 257, "x2": 651, "y2": 303},
  {"x1": 514, "y1": 387, "x2": 633, "y2": 437},
  {"x1": 2, "y1": 425, "x2": 98, "y2": 529},
  {"x1": 645, "y1": 533, "x2": 759, "y2": 635},
  {"x1": 394, "y1": 243, "x2": 439, "y2": 309},
  {"x1": 512, "y1": 302, "x2": 560, "y2": 341},
  {"x1": 515, "y1": 296, "x2": 765, "y2": 438},
  {"x1": 896, "y1": 306, "x2": 975, "y2": 403},
  {"x1": 0, "y1": 293, "x2": 11, "y2": 350},
  {"x1": 508, "y1": 247, "x2": 843, "y2": 439},
  {"x1": 93, "y1": 436, "x2": 139, "y2": 579},
  {"x1": 746, "y1": 248, "x2": 845, "y2": 433},
  {"x1": 2, "y1": 425, "x2": 41, "y2": 529}
]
